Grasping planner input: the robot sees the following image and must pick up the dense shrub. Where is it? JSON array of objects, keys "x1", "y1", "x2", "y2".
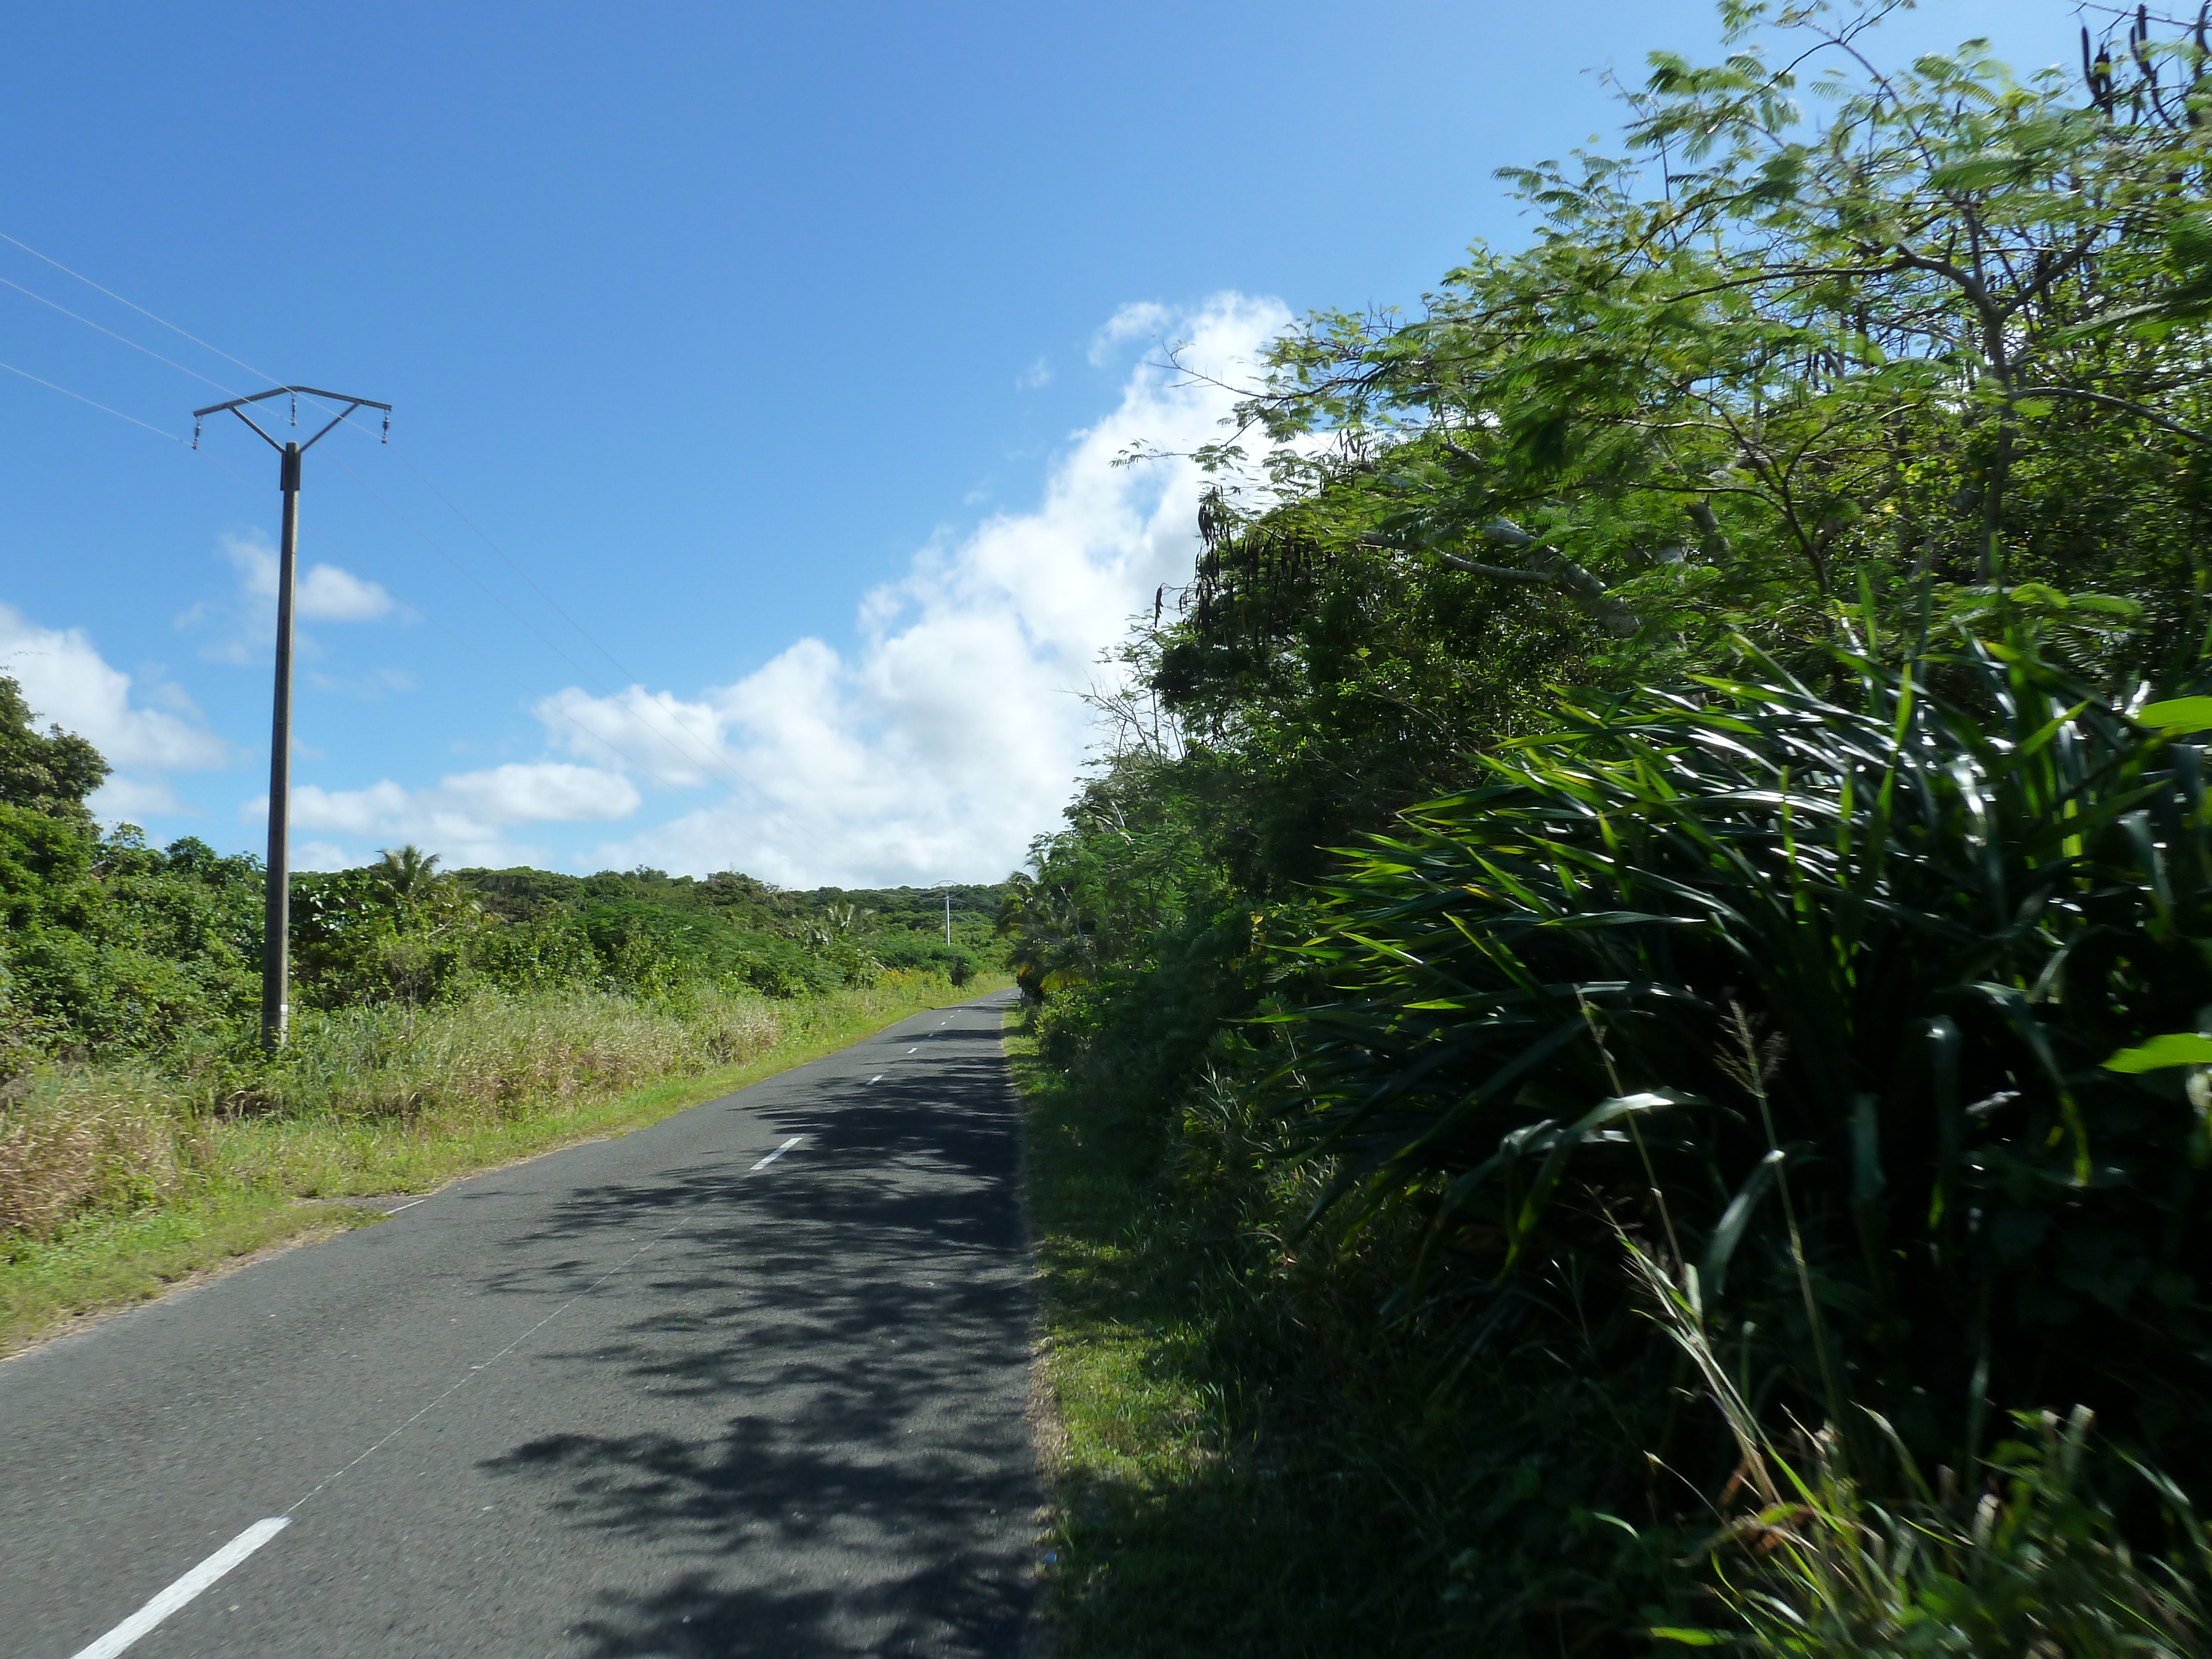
[
  {"x1": 1005, "y1": 4, "x2": 2212, "y2": 1648},
  {"x1": 1276, "y1": 632, "x2": 2212, "y2": 1489}
]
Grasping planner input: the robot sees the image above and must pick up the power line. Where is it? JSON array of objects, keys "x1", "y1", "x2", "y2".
[
  {"x1": 257, "y1": 390, "x2": 755, "y2": 796},
  {"x1": 0, "y1": 272, "x2": 233, "y2": 395},
  {"x1": 295, "y1": 523, "x2": 651, "y2": 779},
  {"x1": 286, "y1": 396, "x2": 746, "y2": 792},
  {"x1": 384, "y1": 439, "x2": 644, "y2": 688},
  {"x1": 0, "y1": 240, "x2": 729, "y2": 787},
  {"x1": 0, "y1": 231, "x2": 645, "y2": 681},
  {"x1": 0, "y1": 228, "x2": 760, "y2": 799},
  {"x1": 0, "y1": 342, "x2": 653, "y2": 791},
  {"x1": 0, "y1": 356, "x2": 183, "y2": 440},
  {"x1": 0, "y1": 228, "x2": 747, "y2": 786},
  {"x1": 130, "y1": 392, "x2": 656, "y2": 782},
  {"x1": 206, "y1": 467, "x2": 653, "y2": 779},
  {"x1": 0, "y1": 231, "x2": 276, "y2": 385}
]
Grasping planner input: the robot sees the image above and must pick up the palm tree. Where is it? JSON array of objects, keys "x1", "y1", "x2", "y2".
[{"x1": 374, "y1": 844, "x2": 445, "y2": 906}]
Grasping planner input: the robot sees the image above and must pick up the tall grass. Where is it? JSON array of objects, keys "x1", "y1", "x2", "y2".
[
  {"x1": 1270, "y1": 628, "x2": 2212, "y2": 1492},
  {"x1": 0, "y1": 1065, "x2": 179, "y2": 1240},
  {"x1": 0, "y1": 972, "x2": 974, "y2": 1348},
  {"x1": 1013, "y1": 1013, "x2": 1716, "y2": 1656},
  {"x1": 2, "y1": 984, "x2": 785, "y2": 1242},
  {"x1": 212, "y1": 983, "x2": 784, "y2": 1123},
  {"x1": 1621, "y1": 1227, "x2": 2212, "y2": 1656}
]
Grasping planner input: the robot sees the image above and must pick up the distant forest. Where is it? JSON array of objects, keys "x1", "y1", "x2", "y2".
[{"x1": 0, "y1": 672, "x2": 1004, "y2": 1065}]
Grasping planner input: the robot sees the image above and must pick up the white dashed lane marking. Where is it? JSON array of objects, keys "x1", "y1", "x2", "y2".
[
  {"x1": 749, "y1": 1136, "x2": 805, "y2": 1172},
  {"x1": 67, "y1": 1113, "x2": 825, "y2": 1656},
  {"x1": 67, "y1": 1518, "x2": 289, "y2": 1659}
]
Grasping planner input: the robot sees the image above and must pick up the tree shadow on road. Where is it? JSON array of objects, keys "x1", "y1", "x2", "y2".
[{"x1": 477, "y1": 1029, "x2": 1038, "y2": 1658}]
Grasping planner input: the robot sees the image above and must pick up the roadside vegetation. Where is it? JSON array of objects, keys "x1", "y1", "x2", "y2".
[
  {"x1": 1010, "y1": 5, "x2": 2212, "y2": 1653},
  {"x1": 0, "y1": 675, "x2": 1005, "y2": 1352}
]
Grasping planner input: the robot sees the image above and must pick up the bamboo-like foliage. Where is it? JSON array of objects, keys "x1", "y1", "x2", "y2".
[
  {"x1": 1275, "y1": 626, "x2": 2212, "y2": 1474},
  {"x1": 1623, "y1": 1228, "x2": 2211, "y2": 1656}
]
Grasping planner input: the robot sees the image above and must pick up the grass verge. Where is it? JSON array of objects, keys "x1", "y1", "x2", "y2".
[
  {"x1": 2, "y1": 975, "x2": 997, "y2": 1358},
  {"x1": 1008, "y1": 1012, "x2": 1493, "y2": 1658}
]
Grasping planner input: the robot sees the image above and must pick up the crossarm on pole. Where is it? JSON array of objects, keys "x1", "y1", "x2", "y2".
[{"x1": 192, "y1": 383, "x2": 392, "y2": 419}]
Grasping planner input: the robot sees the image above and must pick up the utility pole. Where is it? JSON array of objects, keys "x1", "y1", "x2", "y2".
[
  {"x1": 945, "y1": 890, "x2": 952, "y2": 947},
  {"x1": 193, "y1": 386, "x2": 392, "y2": 1048}
]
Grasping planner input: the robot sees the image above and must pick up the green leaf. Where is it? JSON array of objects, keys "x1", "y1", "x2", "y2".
[
  {"x1": 1510, "y1": 1089, "x2": 1700, "y2": 1254},
  {"x1": 2101, "y1": 1033, "x2": 2212, "y2": 1074},
  {"x1": 1928, "y1": 152, "x2": 2028, "y2": 190},
  {"x1": 1648, "y1": 1629, "x2": 1733, "y2": 1646},
  {"x1": 2136, "y1": 697, "x2": 2212, "y2": 733},
  {"x1": 1704, "y1": 1148, "x2": 1783, "y2": 1298}
]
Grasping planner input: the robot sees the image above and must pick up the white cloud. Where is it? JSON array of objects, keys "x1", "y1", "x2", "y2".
[
  {"x1": 291, "y1": 841, "x2": 358, "y2": 872},
  {"x1": 89, "y1": 774, "x2": 194, "y2": 821},
  {"x1": 275, "y1": 780, "x2": 411, "y2": 836},
  {"x1": 242, "y1": 762, "x2": 640, "y2": 870},
  {"x1": 1016, "y1": 356, "x2": 1052, "y2": 390},
  {"x1": 534, "y1": 685, "x2": 728, "y2": 788},
  {"x1": 541, "y1": 291, "x2": 1292, "y2": 886},
  {"x1": 1088, "y1": 300, "x2": 1171, "y2": 366},
  {"x1": 221, "y1": 533, "x2": 395, "y2": 622},
  {"x1": 304, "y1": 564, "x2": 393, "y2": 622},
  {"x1": 442, "y1": 763, "x2": 641, "y2": 824},
  {"x1": 0, "y1": 600, "x2": 231, "y2": 773},
  {"x1": 181, "y1": 534, "x2": 401, "y2": 663}
]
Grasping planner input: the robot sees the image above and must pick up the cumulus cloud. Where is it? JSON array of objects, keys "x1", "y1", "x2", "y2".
[
  {"x1": 242, "y1": 762, "x2": 641, "y2": 869},
  {"x1": 441, "y1": 763, "x2": 641, "y2": 824},
  {"x1": 1089, "y1": 300, "x2": 1172, "y2": 366},
  {"x1": 88, "y1": 774, "x2": 194, "y2": 821},
  {"x1": 180, "y1": 533, "x2": 401, "y2": 664},
  {"x1": 540, "y1": 291, "x2": 1291, "y2": 886},
  {"x1": 0, "y1": 601, "x2": 233, "y2": 830},
  {"x1": 276, "y1": 780, "x2": 411, "y2": 836},
  {"x1": 222, "y1": 533, "x2": 395, "y2": 622},
  {"x1": 290, "y1": 836, "x2": 363, "y2": 876},
  {"x1": 0, "y1": 598, "x2": 233, "y2": 803},
  {"x1": 292, "y1": 841, "x2": 358, "y2": 873},
  {"x1": 534, "y1": 685, "x2": 730, "y2": 789}
]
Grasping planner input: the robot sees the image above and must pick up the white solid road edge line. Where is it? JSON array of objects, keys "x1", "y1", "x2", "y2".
[
  {"x1": 749, "y1": 1135, "x2": 805, "y2": 1172},
  {"x1": 69, "y1": 1517, "x2": 290, "y2": 1659}
]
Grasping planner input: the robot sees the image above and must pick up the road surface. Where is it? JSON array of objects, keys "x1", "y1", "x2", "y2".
[{"x1": 0, "y1": 990, "x2": 1036, "y2": 1658}]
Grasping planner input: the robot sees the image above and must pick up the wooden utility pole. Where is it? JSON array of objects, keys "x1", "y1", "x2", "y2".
[{"x1": 193, "y1": 387, "x2": 392, "y2": 1047}]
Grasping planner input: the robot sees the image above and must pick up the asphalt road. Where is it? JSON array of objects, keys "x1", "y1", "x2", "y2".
[{"x1": 0, "y1": 990, "x2": 1036, "y2": 1659}]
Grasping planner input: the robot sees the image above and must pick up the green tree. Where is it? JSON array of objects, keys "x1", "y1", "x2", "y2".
[
  {"x1": 1189, "y1": 1, "x2": 2212, "y2": 699},
  {"x1": 373, "y1": 843, "x2": 448, "y2": 908},
  {"x1": 1009, "y1": 10, "x2": 2212, "y2": 1641},
  {"x1": 0, "y1": 676, "x2": 106, "y2": 820}
]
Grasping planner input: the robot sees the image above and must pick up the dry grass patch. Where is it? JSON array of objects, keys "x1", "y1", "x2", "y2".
[{"x1": 2, "y1": 972, "x2": 990, "y2": 1354}]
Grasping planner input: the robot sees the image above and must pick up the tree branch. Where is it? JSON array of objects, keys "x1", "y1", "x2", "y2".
[
  {"x1": 1425, "y1": 444, "x2": 1642, "y2": 635},
  {"x1": 2012, "y1": 385, "x2": 2212, "y2": 446}
]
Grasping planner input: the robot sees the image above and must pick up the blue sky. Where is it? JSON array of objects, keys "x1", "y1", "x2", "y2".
[{"x1": 0, "y1": 1, "x2": 2079, "y2": 885}]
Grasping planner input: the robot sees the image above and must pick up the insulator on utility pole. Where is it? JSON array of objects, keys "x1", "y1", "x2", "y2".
[{"x1": 191, "y1": 385, "x2": 393, "y2": 1049}]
